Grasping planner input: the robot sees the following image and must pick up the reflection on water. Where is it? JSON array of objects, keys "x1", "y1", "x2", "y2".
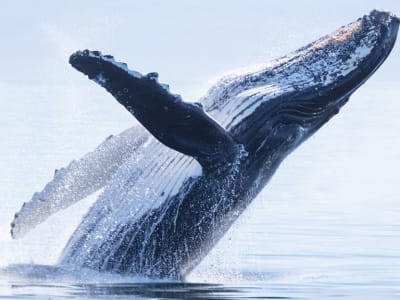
[
  {"x1": 0, "y1": 82, "x2": 399, "y2": 299},
  {"x1": 6, "y1": 282, "x2": 284, "y2": 300},
  {"x1": 2, "y1": 269, "x2": 399, "y2": 300},
  {"x1": 1, "y1": 265, "x2": 279, "y2": 299},
  {"x1": 0, "y1": 264, "x2": 353, "y2": 299},
  {"x1": 73, "y1": 283, "x2": 246, "y2": 299}
]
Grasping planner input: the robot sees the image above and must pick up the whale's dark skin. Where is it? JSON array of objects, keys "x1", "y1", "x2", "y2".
[
  {"x1": 55, "y1": 11, "x2": 399, "y2": 279},
  {"x1": 69, "y1": 52, "x2": 240, "y2": 171}
]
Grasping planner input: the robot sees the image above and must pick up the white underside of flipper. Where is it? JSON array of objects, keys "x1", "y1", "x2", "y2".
[{"x1": 11, "y1": 126, "x2": 149, "y2": 239}]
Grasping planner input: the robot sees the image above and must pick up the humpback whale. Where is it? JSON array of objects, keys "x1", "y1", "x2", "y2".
[{"x1": 10, "y1": 10, "x2": 399, "y2": 279}]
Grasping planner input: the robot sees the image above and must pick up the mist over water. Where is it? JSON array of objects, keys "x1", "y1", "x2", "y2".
[{"x1": 0, "y1": 1, "x2": 399, "y2": 298}]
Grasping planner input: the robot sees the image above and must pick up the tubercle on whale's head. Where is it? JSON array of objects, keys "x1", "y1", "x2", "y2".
[
  {"x1": 226, "y1": 10, "x2": 398, "y2": 168},
  {"x1": 314, "y1": 10, "x2": 399, "y2": 50},
  {"x1": 308, "y1": 10, "x2": 398, "y2": 93},
  {"x1": 286, "y1": 9, "x2": 399, "y2": 102},
  {"x1": 293, "y1": 9, "x2": 399, "y2": 127}
]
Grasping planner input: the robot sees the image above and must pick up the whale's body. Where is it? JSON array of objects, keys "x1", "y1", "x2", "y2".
[{"x1": 11, "y1": 11, "x2": 399, "y2": 279}]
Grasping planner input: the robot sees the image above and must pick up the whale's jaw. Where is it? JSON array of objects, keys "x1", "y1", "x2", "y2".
[{"x1": 224, "y1": 10, "x2": 399, "y2": 171}]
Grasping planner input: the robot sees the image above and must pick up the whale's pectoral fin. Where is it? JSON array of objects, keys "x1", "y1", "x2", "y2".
[
  {"x1": 69, "y1": 50, "x2": 242, "y2": 171},
  {"x1": 10, "y1": 126, "x2": 149, "y2": 239}
]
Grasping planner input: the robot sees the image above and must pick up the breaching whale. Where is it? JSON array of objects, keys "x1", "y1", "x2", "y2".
[{"x1": 10, "y1": 10, "x2": 399, "y2": 279}]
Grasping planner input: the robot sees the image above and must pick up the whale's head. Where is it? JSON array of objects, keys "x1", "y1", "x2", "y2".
[{"x1": 203, "y1": 10, "x2": 399, "y2": 175}]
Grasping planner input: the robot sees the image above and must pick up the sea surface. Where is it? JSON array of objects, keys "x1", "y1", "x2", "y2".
[{"x1": 0, "y1": 74, "x2": 399, "y2": 299}]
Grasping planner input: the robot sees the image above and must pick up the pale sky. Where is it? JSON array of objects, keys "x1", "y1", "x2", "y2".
[{"x1": 0, "y1": 1, "x2": 399, "y2": 100}]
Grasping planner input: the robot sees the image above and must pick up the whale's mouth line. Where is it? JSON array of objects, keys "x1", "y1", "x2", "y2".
[{"x1": 225, "y1": 9, "x2": 399, "y2": 138}]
